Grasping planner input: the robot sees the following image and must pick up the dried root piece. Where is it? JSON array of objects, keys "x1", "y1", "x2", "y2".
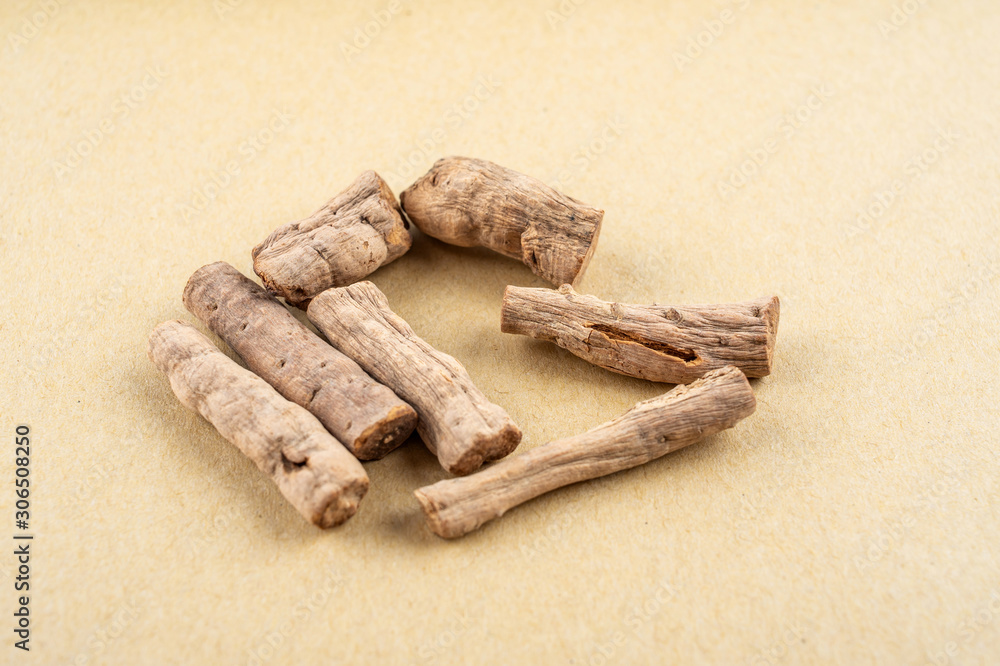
[
  {"x1": 501, "y1": 285, "x2": 779, "y2": 384},
  {"x1": 415, "y1": 366, "x2": 756, "y2": 538},
  {"x1": 400, "y1": 156, "x2": 603, "y2": 287},
  {"x1": 148, "y1": 320, "x2": 369, "y2": 528},
  {"x1": 307, "y1": 281, "x2": 522, "y2": 476},
  {"x1": 252, "y1": 170, "x2": 412, "y2": 308},
  {"x1": 183, "y1": 261, "x2": 417, "y2": 460}
]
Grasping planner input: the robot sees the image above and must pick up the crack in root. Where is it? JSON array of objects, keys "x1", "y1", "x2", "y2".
[{"x1": 585, "y1": 324, "x2": 700, "y2": 363}]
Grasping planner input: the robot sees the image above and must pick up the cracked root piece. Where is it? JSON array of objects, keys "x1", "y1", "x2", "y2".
[
  {"x1": 307, "y1": 281, "x2": 522, "y2": 476},
  {"x1": 183, "y1": 261, "x2": 417, "y2": 460},
  {"x1": 148, "y1": 320, "x2": 369, "y2": 528},
  {"x1": 252, "y1": 170, "x2": 412, "y2": 309},
  {"x1": 415, "y1": 366, "x2": 756, "y2": 538},
  {"x1": 501, "y1": 285, "x2": 779, "y2": 384},
  {"x1": 400, "y1": 157, "x2": 603, "y2": 287}
]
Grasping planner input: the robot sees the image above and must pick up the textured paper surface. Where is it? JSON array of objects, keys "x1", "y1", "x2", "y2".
[{"x1": 3, "y1": 1, "x2": 999, "y2": 664}]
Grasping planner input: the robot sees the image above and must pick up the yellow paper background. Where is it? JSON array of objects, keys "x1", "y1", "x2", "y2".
[{"x1": 2, "y1": 1, "x2": 999, "y2": 664}]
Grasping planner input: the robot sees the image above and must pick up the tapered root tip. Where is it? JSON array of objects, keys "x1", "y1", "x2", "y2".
[
  {"x1": 414, "y1": 488, "x2": 455, "y2": 539},
  {"x1": 499, "y1": 285, "x2": 516, "y2": 334},
  {"x1": 352, "y1": 404, "x2": 419, "y2": 460},
  {"x1": 314, "y1": 476, "x2": 369, "y2": 529},
  {"x1": 571, "y1": 210, "x2": 603, "y2": 288},
  {"x1": 443, "y1": 423, "x2": 522, "y2": 476},
  {"x1": 761, "y1": 296, "x2": 780, "y2": 374}
]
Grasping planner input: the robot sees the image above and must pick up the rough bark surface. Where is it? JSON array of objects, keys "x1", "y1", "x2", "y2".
[
  {"x1": 307, "y1": 281, "x2": 522, "y2": 476},
  {"x1": 252, "y1": 170, "x2": 412, "y2": 308},
  {"x1": 415, "y1": 366, "x2": 756, "y2": 538},
  {"x1": 183, "y1": 261, "x2": 417, "y2": 460},
  {"x1": 399, "y1": 156, "x2": 603, "y2": 287},
  {"x1": 501, "y1": 285, "x2": 780, "y2": 384},
  {"x1": 148, "y1": 320, "x2": 369, "y2": 528}
]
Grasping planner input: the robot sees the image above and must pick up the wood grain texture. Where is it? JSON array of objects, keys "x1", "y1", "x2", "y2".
[
  {"x1": 182, "y1": 261, "x2": 417, "y2": 460},
  {"x1": 148, "y1": 320, "x2": 369, "y2": 528},
  {"x1": 501, "y1": 284, "x2": 780, "y2": 384},
  {"x1": 252, "y1": 170, "x2": 412, "y2": 308},
  {"x1": 307, "y1": 281, "x2": 522, "y2": 476},
  {"x1": 399, "y1": 156, "x2": 603, "y2": 287},
  {"x1": 415, "y1": 366, "x2": 756, "y2": 538}
]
